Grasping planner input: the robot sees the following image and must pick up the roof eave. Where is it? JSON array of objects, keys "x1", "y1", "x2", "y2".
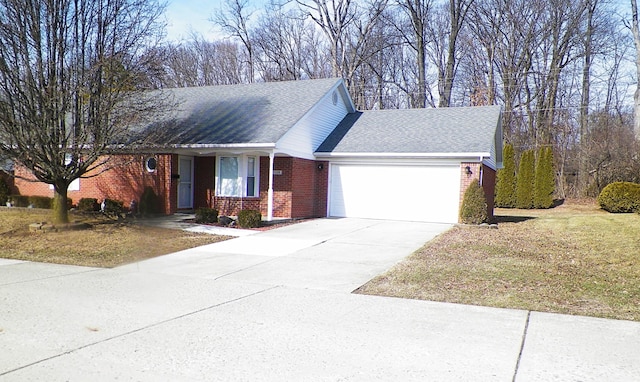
[{"x1": 314, "y1": 152, "x2": 491, "y2": 159}]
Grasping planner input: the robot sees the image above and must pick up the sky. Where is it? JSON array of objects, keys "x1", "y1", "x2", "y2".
[
  {"x1": 164, "y1": 0, "x2": 221, "y2": 42},
  {"x1": 164, "y1": 0, "x2": 271, "y2": 42}
]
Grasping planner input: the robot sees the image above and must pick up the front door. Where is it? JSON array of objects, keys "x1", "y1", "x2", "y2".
[{"x1": 178, "y1": 156, "x2": 193, "y2": 209}]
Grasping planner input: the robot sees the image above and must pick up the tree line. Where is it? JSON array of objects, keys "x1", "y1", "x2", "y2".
[{"x1": 142, "y1": 0, "x2": 640, "y2": 199}]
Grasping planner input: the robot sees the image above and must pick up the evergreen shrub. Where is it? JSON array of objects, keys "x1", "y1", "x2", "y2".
[
  {"x1": 103, "y1": 199, "x2": 124, "y2": 215},
  {"x1": 29, "y1": 196, "x2": 53, "y2": 209},
  {"x1": 495, "y1": 143, "x2": 517, "y2": 208},
  {"x1": 8, "y1": 195, "x2": 29, "y2": 207},
  {"x1": 516, "y1": 149, "x2": 535, "y2": 209},
  {"x1": 0, "y1": 176, "x2": 10, "y2": 205},
  {"x1": 195, "y1": 207, "x2": 218, "y2": 224},
  {"x1": 139, "y1": 186, "x2": 160, "y2": 216},
  {"x1": 237, "y1": 209, "x2": 261, "y2": 228},
  {"x1": 597, "y1": 182, "x2": 640, "y2": 213},
  {"x1": 533, "y1": 147, "x2": 555, "y2": 209},
  {"x1": 460, "y1": 181, "x2": 488, "y2": 224},
  {"x1": 78, "y1": 198, "x2": 100, "y2": 212}
]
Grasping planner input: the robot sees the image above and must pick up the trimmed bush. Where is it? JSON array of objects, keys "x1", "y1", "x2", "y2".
[
  {"x1": 29, "y1": 196, "x2": 53, "y2": 209},
  {"x1": 195, "y1": 207, "x2": 218, "y2": 224},
  {"x1": 516, "y1": 149, "x2": 535, "y2": 209},
  {"x1": 495, "y1": 143, "x2": 517, "y2": 208},
  {"x1": 78, "y1": 198, "x2": 100, "y2": 212},
  {"x1": 8, "y1": 195, "x2": 29, "y2": 207},
  {"x1": 597, "y1": 182, "x2": 640, "y2": 213},
  {"x1": 139, "y1": 186, "x2": 160, "y2": 216},
  {"x1": 0, "y1": 176, "x2": 10, "y2": 206},
  {"x1": 533, "y1": 146, "x2": 555, "y2": 209},
  {"x1": 460, "y1": 181, "x2": 488, "y2": 224},
  {"x1": 102, "y1": 199, "x2": 124, "y2": 215},
  {"x1": 237, "y1": 209, "x2": 261, "y2": 228}
]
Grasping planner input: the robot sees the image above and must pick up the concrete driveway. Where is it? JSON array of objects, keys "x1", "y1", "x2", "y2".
[{"x1": 1, "y1": 218, "x2": 639, "y2": 381}]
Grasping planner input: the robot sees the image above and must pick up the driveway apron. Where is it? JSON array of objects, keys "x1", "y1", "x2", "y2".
[{"x1": 1, "y1": 218, "x2": 639, "y2": 381}]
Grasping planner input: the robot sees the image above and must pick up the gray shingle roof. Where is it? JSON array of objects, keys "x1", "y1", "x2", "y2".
[
  {"x1": 316, "y1": 106, "x2": 502, "y2": 155},
  {"x1": 147, "y1": 78, "x2": 342, "y2": 146}
]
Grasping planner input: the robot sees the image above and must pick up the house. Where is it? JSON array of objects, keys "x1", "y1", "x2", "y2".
[{"x1": 13, "y1": 78, "x2": 503, "y2": 224}]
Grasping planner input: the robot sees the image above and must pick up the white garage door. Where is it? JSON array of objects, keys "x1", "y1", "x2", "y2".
[{"x1": 329, "y1": 163, "x2": 461, "y2": 223}]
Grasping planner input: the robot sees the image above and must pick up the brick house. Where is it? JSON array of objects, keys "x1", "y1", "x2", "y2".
[{"x1": 13, "y1": 78, "x2": 503, "y2": 224}]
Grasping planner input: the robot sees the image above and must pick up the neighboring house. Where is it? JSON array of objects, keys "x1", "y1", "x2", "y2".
[{"x1": 13, "y1": 78, "x2": 503, "y2": 224}]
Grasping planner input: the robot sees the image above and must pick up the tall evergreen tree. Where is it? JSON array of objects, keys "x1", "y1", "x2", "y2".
[
  {"x1": 516, "y1": 149, "x2": 536, "y2": 209},
  {"x1": 534, "y1": 146, "x2": 555, "y2": 208},
  {"x1": 495, "y1": 143, "x2": 517, "y2": 207}
]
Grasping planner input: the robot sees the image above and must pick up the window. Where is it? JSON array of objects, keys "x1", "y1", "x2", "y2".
[
  {"x1": 216, "y1": 155, "x2": 259, "y2": 197},
  {"x1": 246, "y1": 157, "x2": 256, "y2": 197},
  {"x1": 145, "y1": 157, "x2": 157, "y2": 172}
]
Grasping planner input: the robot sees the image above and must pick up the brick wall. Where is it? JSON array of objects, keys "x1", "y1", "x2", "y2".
[{"x1": 13, "y1": 154, "x2": 175, "y2": 213}]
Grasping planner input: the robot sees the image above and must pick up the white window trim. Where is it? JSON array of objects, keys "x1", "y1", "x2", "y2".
[{"x1": 215, "y1": 155, "x2": 260, "y2": 197}]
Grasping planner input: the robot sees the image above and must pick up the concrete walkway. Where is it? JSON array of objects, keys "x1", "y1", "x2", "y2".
[{"x1": 1, "y1": 218, "x2": 639, "y2": 381}]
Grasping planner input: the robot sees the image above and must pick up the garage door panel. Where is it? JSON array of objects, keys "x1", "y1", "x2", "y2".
[{"x1": 329, "y1": 164, "x2": 460, "y2": 223}]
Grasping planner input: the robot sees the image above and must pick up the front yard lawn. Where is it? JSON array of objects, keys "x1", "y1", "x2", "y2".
[
  {"x1": 355, "y1": 201, "x2": 640, "y2": 321},
  {"x1": 0, "y1": 208, "x2": 230, "y2": 268}
]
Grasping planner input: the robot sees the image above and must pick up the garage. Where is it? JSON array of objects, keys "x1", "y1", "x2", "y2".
[{"x1": 328, "y1": 163, "x2": 461, "y2": 223}]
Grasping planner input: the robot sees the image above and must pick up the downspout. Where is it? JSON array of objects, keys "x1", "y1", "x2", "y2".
[{"x1": 267, "y1": 152, "x2": 274, "y2": 221}]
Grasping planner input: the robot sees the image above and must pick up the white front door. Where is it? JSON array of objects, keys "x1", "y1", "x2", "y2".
[
  {"x1": 178, "y1": 156, "x2": 193, "y2": 209},
  {"x1": 329, "y1": 163, "x2": 461, "y2": 223}
]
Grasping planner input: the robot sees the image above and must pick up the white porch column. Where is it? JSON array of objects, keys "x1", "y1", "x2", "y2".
[{"x1": 267, "y1": 152, "x2": 274, "y2": 221}]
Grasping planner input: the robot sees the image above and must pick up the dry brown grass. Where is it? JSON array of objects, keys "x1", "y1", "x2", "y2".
[
  {"x1": 0, "y1": 208, "x2": 230, "y2": 268},
  {"x1": 356, "y1": 201, "x2": 640, "y2": 321}
]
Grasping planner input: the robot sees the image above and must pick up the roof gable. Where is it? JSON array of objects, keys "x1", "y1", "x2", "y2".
[{"x1": 316, "y1": 106, "x2": 502, "y2": 157}]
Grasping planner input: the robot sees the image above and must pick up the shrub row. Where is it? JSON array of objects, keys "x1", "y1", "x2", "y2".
[
  {"x1": 496, "y1": 144, "x2": 555, "y2": 209},
  {"x1": 597, "y1": 182, "x2": 640, "y2": 213},
  {"x1": 6, "y1": 195, "x2": 72, "y2": 209},
  {"x1": 195, "y1": 208, "x2": 262, "y2": 228}
]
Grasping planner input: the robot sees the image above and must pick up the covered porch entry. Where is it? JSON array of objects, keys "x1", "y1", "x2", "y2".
[{"x1": 173, "y1": 148, "x2": 328, "y2": 221}]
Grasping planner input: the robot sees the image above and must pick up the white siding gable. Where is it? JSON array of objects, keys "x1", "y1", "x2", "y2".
[{"x1": 275, "y1": 81, "x2": 354, "y2": 160}]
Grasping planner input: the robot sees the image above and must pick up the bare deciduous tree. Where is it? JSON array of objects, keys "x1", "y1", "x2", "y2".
[
  {"x1": 212, "y1": 0, "x2": 255, "y2": 82},
  {"x1": 0, "y1": 0, "x2": 166, "y2": 223}
]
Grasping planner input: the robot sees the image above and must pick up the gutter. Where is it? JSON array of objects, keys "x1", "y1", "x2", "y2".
[{"x1": 314, "y1": 152, "x2": 491, "y2": 159}]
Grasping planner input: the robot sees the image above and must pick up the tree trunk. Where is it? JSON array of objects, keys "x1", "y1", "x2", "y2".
[
  {"x1": 578, "y1": 0, "x2": 596, "y2": 196},
  {"x1": 53, "y1": 183, "x2": 70, "y2": 224},
  {"x1": 631, "y1": 0, "x2": 640, "y2": 139}
]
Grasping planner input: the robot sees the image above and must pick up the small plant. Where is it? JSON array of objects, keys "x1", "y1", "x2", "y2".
[
  {"x1": 597, "y1": 182, "x2": 640, "y2": 213},
  {"x1": 28, "y1": 196, "x2": 53, "y2": 209},
  {"x1": 78, "y1": 198, "x2": 100, "y2": 212},
  {"x1": 0, "y1": 176, "x2": 10, "y2": 205},
  {"x1": 237, "y1": 209, "x2": 261, "y2": 228},
  {"x1": 460, "y1": 181, "x2": 488, "y2": 224},
  {"x1": 138, "y1": 186, "x2": 160, "y2": 216},
  {"x1": 102, "y1": 199, "x2": 124, "y2": 215},
  {"x1": 195, "y1": 207, "x2": 218, "y2": 224}
]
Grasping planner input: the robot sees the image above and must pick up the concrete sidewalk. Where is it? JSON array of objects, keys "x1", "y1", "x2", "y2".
[{"x1": 1, "y1": 218, "x2": 639, "y2": 381}]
